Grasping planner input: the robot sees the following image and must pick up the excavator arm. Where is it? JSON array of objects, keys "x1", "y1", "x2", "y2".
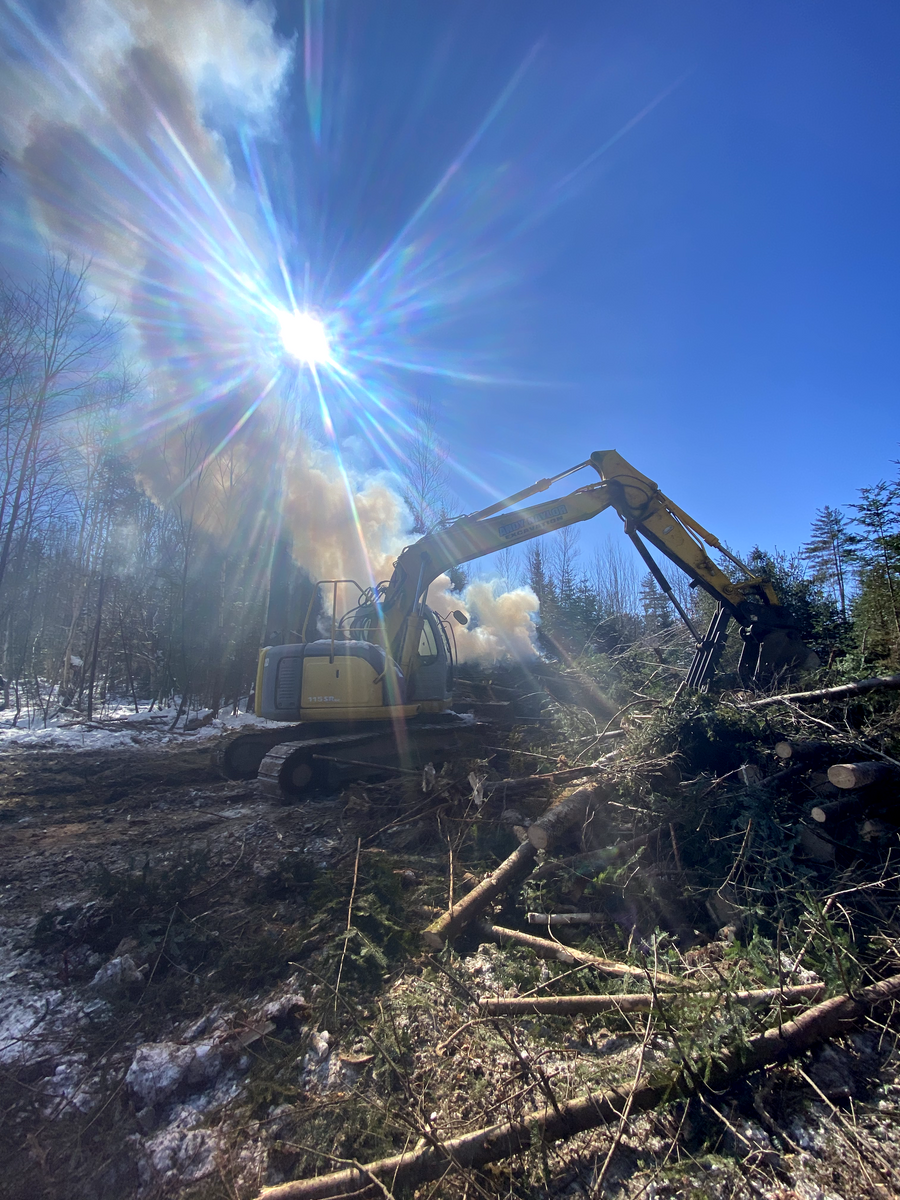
[
  {"x1": 586, "y1": 450, "x2": 819, "y2": 685},
  {"x1": 380, "y1": 449, "x2": 818, "y2": 687}
]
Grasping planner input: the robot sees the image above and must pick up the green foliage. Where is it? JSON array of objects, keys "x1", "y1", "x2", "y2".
[
  {"x1": 640, "y1": 573, "x2": 674, "y2": 632},
  {"x1": 802, "y1": 505, "x2": 852, "y2": 618},
  {"x1": 215, "y1": 926, "x2": 302, "y2": 990},
  {"x1": 93, "y1": 848, "x2": 210, "y2": 918},
  {"x1": 745, "y1": 547, "x2": 849, "y2": 660},
  {"x1": 633, "y1": 694, "x2": 766, "y2": 775},
  {"x1": 35, "y1": 849, "x2": 213, "y2": 956},
  {"x1": 847, "y1": 478, "x2": 900, "y2": 665},
  {"x1": 311, "y1": 855, "x2": 414, "y2": 993},
  {"x1": 249, "y1": 854, "x2": 317, "y2": 902}
]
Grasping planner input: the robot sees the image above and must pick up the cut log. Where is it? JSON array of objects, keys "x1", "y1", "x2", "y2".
[
  {"x1": 527, "y1": 782, "x2": 606, "y2": 852},
  {"x1": 826, "y1": 761, "x2": 896, "y2": 790},
  {"x1": 475, "y1": 921, "x2": 687, "y2": 988},
  {"x1": 255, "y1": 974, "x2": 900, "y2": 1200},
  {"x1": 478, "y1": 983, "x2": 824, "y2": 1016},
  {"x1": 797, "y1": 823, "x2": 836, "y2": 862},
  {"x1": 810, "y1": 797, "x2": 862, "y2": 824},
  {"x1": 421, "y1": 842, "x2": 537, "y2": 949},
  {"x1": 748, "y1": 673, "x2": 900, "y2": 709},
  {"x1": 773, "y1": 739, "x2": 844, "y2": 764}
]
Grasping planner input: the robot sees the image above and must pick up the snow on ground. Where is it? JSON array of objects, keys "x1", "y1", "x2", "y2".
[{"x1": 0, "y1": 693, "x2": 273, "y2": 751}]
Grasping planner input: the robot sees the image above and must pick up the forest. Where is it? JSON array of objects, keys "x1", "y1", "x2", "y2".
[{"x1": 1, "y1": 255, "x2": 897, "y2": 727}]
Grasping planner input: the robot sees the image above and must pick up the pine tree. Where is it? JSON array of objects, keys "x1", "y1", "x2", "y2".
[
  {"x1": 640, "y1": 573, "x2": 673, "y2": 633},
  {"x1": 526, "y1": 542, "x2": 552, "y2": 607},
  {"x1": 849, "y1": 481, "x2": 900, "y2": 656},
  {"x1": 801, "y1": 506, "x2": 852, "y2": 618},
  {"x1": 746, "y1": 546, "x2": 845, "y2": 657}
]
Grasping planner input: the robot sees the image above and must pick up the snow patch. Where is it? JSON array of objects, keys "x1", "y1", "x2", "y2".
[
  {"x1": 126, "y1": 1039, "x2": 228, "y2": 1109},
  {"x1": 0, "y1": 696, "x2": 273, "y2": 751}
]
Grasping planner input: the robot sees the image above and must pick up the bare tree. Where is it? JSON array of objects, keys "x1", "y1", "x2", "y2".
[
  {"x1": 591, "y1": 535, "x2": 640, "y2": 616},
  {"x1": 0, "y1": 256, "x2": 118, "y2": 599},
  {"x1": 399, "y1": 397, "x2": 453, "y2": 534},
  {"x1": 493, "y1": 545, "x2": 521, "y2": 592}
]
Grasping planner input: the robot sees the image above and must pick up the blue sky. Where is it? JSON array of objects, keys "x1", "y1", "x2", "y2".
[
  {"x1": 2, "y1": 0, "x2": 899, "y2": 569},
  {"x1": 264, "y1": 0, "x2": 900, "y2": 555}
]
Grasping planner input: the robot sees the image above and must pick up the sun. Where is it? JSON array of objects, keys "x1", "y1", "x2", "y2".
[{"x1": 277, "y1": 309, "x2": 331, "y2": 365}]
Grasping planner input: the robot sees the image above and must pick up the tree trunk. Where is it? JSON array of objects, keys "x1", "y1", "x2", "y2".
[
  {"x1": 486, "y1": 761, "x2": 612, "y2": 797},
  {"x1": 85, "y1": 574, "x2": 105, "y2": 722},
  {"x1": 478, "y1": 983, "x2": 824, "y2": 1016},
  {"x1": 422, "y1": 842, "x2": 537, "y2": 949},
  {"x1": 525, "y1": 913, "x2": 606, "y2": 926},
  {"x1": 748, "y1": 674, "x2": 900, "y2": 709},
  {"x1": 826, "y1": 762, "x2": 896, "y2": 790},
  {"x1": 773, "y1": 739, "x2": 845, "y2": 763},
  {"x1": 476, "y1": 922, "x2": 687, "y2": 988},
  {"x1": 527, "y1": 782, "x2": 606, "y2": 852},
  {"x1": 809, "y1": 798, "x2": 859, "y2": 824}
]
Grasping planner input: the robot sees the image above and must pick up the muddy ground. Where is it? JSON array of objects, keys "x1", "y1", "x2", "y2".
[{"x1": 1, "y1": 722, "x2": 900, "y2": 1200}]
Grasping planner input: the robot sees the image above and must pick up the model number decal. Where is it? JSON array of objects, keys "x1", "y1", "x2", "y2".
[
  {"x1": 307, "y1": 695, "x2": 340, "y2": 702},
  {"x1": 499, "y1": 503, "x2": 568, "y2": 540}
]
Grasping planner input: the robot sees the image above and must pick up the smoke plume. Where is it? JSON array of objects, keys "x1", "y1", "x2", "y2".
[
  {"x1": 1, "y1": 0, "x2": 541, "y2": 663},
  {"x1": 280, "y1": 438, "x2": 541, "y2": 663},
  {"x1": 430, "y1": 577, "x2": 540, "y2": 663}
]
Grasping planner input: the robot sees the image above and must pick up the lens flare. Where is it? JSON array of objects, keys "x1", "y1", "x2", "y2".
[{"x1": 277, "y1": 310, "x2": 331, "y2": 364}]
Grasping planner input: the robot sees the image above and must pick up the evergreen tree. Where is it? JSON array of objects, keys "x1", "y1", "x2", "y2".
[
  {"x1": 526, "y1": 542, "x2": 553, "y2": 608},
  {"x1": 746, "y1": 547, "x2": 846, "y2": 661},
  {"x1": 801, "y1": 505, "x2": 852, "y2": 618},
  {"x1": 640, "y1": 572, "x2": 673, "y2": 633},
  {"x1": 848, "y1": 481, "x2": 900, "y2": 659}
]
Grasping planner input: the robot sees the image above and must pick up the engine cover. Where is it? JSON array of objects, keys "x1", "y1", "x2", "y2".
[{"x1": 256, "y1": 640, "x2": 398, "y2": 721}]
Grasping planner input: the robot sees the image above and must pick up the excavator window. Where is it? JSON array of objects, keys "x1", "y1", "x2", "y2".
[{"x1": 418, "y1": 619, "x2": 439, "y2": 666}]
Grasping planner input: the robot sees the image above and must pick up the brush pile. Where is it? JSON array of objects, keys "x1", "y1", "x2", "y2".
[{"x1": 2, "y1": 667, "x2": 900, "y2": 1199}]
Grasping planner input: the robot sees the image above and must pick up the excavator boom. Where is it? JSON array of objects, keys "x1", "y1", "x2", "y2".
[{"x1": 381, "y1": 448, "x2": 818, "y2": 687}]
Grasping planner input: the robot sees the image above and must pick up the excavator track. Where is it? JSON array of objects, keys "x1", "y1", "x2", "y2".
[
  {"x1": 214, "y1": 731, "x2": 293, "y2": 781},
  {"x1": 234, "y1": 716, "x2": 485, "y2": 802},
  {"x1": 256, "y1": 740, "x2": 321, "y2": 801}
]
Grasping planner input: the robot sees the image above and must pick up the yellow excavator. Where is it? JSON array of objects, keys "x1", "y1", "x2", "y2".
[{"x1": 220, "y1": 449, "x2": 817, "y2": 799}]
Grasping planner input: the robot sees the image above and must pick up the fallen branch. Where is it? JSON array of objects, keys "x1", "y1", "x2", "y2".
[
  {"x1": 485, "y1": 759, "x2": 613, "y2": 797},
  {"x1": 422, "y1": 842, "x2": 537, "y2": 949},
  {"x1": 747, "y1": 673, "x2": 900, "y2": 709},
  {"x1": 526, "y1": 913, "x2": 605, "y2": 926},
  {"x1": 478, "y1": 983, "x2": 825, "y2": 1016},
  {"x1": 531, "y1": 830, "x2": 658, "y2": 881},
  {"x1": 476, "y1": 921, "x2": 687, "y2": 988},
  {"x1": 256, "y1": 974, "x2": 900, "y2": 1200}
]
